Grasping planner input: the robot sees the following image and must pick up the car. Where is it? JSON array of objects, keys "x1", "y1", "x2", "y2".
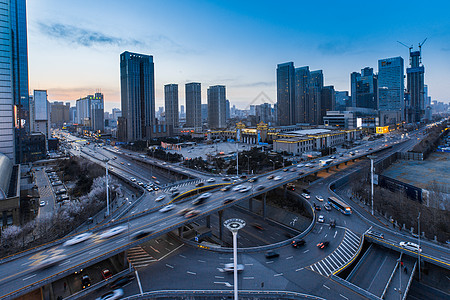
[
  {"x1": 255, "y1": 185, "x2": 265, "y2": 191},
  {"x1": 171, "y1": 191, "x2": 180, "y2": 198},
  {"x1": 315, "y1": 195, "x2": 324, "y2": 202},
  {"x1": 102, "y1": 269, "x2": 113, "y2": 280},
  {"x1": 317, "y1": 241, "x2": 329, "y2": 249},
  {"x1": 273, "y1": 176, "x2": 282, "y2": 181},
  {"x1": 399, "y1": 241, "x2": 422, "y2": 253},
  {"x1": 40, "y1": 201, "x2": 46, "y2": 207},
  {"x1": 330, "y1": 156, "x2": 336, "y2": 159},
  {"x1": 248, "y1": 177, "x2": 258, "y2": 183},
  {"x1": 266, "y1": 175, "x2": 274, "y2": 180},
  {"x1": 366, "y1": 230, "x2": 384, "y2": 239},
  {"x1": 195, "y1": 182, "x2": 205, "y2": 187},
  {"x1": 178, "y1": 207, "x2": 193, "y2": 215},
  {"x1": 99, "y1": 226, "x2": 127, "y2": 239},
  {"x1": 184, "y1": 209, "x2": 200, "y2": 218},
  {"x1": 133, "y1": 230, "x2": 153, "y2": 240},
  {"x1": 127, "y1": 163, "x2": 131, "y2": 166},
  {"x1": 301, "y1": 193, "x2": 310, "y2": 199},
  {"x1": 283, "y1": 168, "x2": 288, "y2": 172},
  {"x1": 291, "y1": 239, "x2": 306, "y2": 248},
  {"x1": 120, "y1": 162, "x2": 124, "y2": 165},
  {"x1": 221, "y1": 185, "x2": 231, "y2": 192},
  {"x1": 223, "y1": 263, "x2": 244, "y2": 272},
  {"x1": 153, "y1": 187, "x2": 159, "y2": 191},
  {"x1": 110, "y1": 275, "x2": 135, "y2": 288},
  {"x1": 324, "y1": 204, "x2": 331, "y2": 211},
  {"x1": 240, "y1": 175, "x2": 248, "y2": 179},
  {"x1": 223, "y1": 197, "x2": 235, "y2": 204},
  {"x1": 298, "y1": 171, "x2": 304, "y2": 175},
  {"x1": 231, "y1": 176, "x2": 239, "y2": 180},
  {"x1": 232, "y1": 184, "x2": 245, "y2": 192},
  {"x1": 317, "y1": 215, "x2": 324, "y2": 223},
  {"x1": 63, "y1": 232, "x2": 93, "y2": 246},
  {"x1": 169, "y1": 187, "x2": 178, "y2": 193},
  {"x1": 155, "y1": 180, "x2": 161, "y2": 185},
  {"x1": 35, "y1": 255, "x2": 66, "y2": 269},
  {"x1": 192, "y1": 192, "x2": 212, "y2": 205},
  {"x1": 162, "y1": 162, "x2": 167, "y2": 165},
  {"x1": 137, "y1": 181, "x2": 144, "y2": 186},
  {"x1": 155, "y1": 195, "x2": 166, "y2": 202},
  {"x1": 222, "y1": 177, "x2": 231, "y2": 181},
  {"x1": 265, "y1": 250, "x2": 279, "y2": 259},
  {"x1": 130, "y1": 177, "x2": 136, "y2": 182},
  {"x1": 95, "y1": 289, "x2": 124, "y2": 300},
  {"x1": 81, "y1": 274, "x2": 91, "y2": 289},
  {"x1": 314, "y1": 205, "x2": 321, "y2": 211},
  {"x1": 239, "y1": 186, "x2": 252, "y2": 193},
  {"x1": 329, "y1": 219, "x2": 336, "y2": 228},
  {"x1": 251, "y1": 223, "x2": 264, "y2": 230},
  {"x1": 206, "y1": 178, "x2": 215, "y2": 183},
  {"x1": 147, "y1": 188, "x2": 153, "y2": 192},
  {"x1": 159, "y1": 204, "x2": 176, "y2": 212}
]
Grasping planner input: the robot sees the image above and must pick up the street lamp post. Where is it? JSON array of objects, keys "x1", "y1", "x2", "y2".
[
  {"x1": 104, "y1": 159, "x2": 110, "y2": 217},
  {"x1": 224, "y1": 218, "x2": 246, "y2": 300},
  {"x1": 397, "y1": 257, "x2": 402, "y2": 300},
  {"x1": 418, "y1": 212, "x2": 421, "y2": 280},
  {"x1": 367, "y1": 155, "x2": 377, "y2": 215},
  {"x1": 269, "y1": 159, "x2": 275, "y2": 171}
]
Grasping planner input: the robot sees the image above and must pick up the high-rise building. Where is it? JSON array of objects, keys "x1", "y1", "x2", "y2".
[
  {"x1": 406, "y1": 49, "x2": 425, "y2": 122},
  {"x1": 335, "y1": 91, "x2": 351, "y2": 110},
  {"x1": 226, "y1": 100, "x2": 230, "y2": 120},
  {"x1": 201, "y1": 104, "x2": 208, "y2": 122},
  {"x1": 164, "y1": 84, "x2": 179, "y2": 132},
  {"x1": 69, "y1": 107, "x2": 77, "y2": 123},
  {"x1": 119, "y1": 51, "x2": 155, "y2": 142},
  {"x1": 294, "y1": 66, "x2": 310, "y2": 123},
  {"x1": 308, "y1": 70, "x2": 324, "y2": 124},
  {"x1": 75, "y1": 93, "x2": 104, "y2": 132},
  {"x1": 32, "y1": 90, "x2": 50, "y2": 148},
  {"x1": 321, "y1": 86, "x2": 335, "y2": 123},
  {"x1": 351, "y1": 67, "x2": 378, "y2": 110},
  {"x1": 276, "y1": 62, "x2": 295, "y2": 126},
  {"x1": 378, "y1": 57, "x2": 404, "y2": 115},
  {"x1": 185, "y1": 82, "x2": 201, "y2": 129},
  {"x1": 50, "y1": 101, "x2": 70, "y2": 128},
  {"x1": 255, "y1": 103, "x2": 273, "y2": 124},
  {"x1": 112, "y1": 108, "x2": 121, "y2": 121},
  {"x1": 207, "y1": 85, "x2": 226, "y2": 129}
]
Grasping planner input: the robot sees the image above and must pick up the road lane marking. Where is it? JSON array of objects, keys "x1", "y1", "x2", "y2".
[
  {"x1": 214, "y1": 282, "x2": 232, "y2": 287},
  {"x1": 243, "y1": 277, "x2": 254, "y2": 279},
  {"x1": 340, "y1": 294, "x2": 348, "y2": 300},
  {"x1": 295, "y1": 268, "x2": 304, "y2": 272},
  {"x1": 116, "y1": 238, "x2": 126, "y2": 244},
  {"x1": 303, "y1": 250, "x2": 309, "y2": 253},
  {"x1": 324, "y1": 234, "x2": 328, "y2": 238},
  {"x1": 23, "y1": 274, "x2": 36, "y2": 281},
  {"x1": 88, "y1": 249, "x2": 100, "y2": 254},
  {"x1": 323, "y1": 284, "x2": 330, "y2": 289},
  {"x1": 179, "y1": 254, "x2": 186, "y2": 258},
  {"x1": 334, "y1": 231, "x2": 338, "y2": 238},
  {"x1": 187, "y1": 271, "x2": 196, "y2": 275},
  {"x1": 286, "y1": 256, "x2": 293, "y2": 260},
  {"x1": 198, "y1": 260, "x2": 206, "y2": 263},
  {"x1": 59, "y1": 260, "x2": 71, "y2": 266},
  {"x1": 215, "y1": 276, "x2": 224, "y2": 279},
  {"x1": 266, "y1": 261, "x2": 274, "y2": 264},
  {"x1": 244, "y1": 263, "x2": 253, "y2": 266},
  {"x1": 274, "y1": 273, "x2": 283, "y2": 277},
  {"x1": 165, "y1": 264, "x2": 174, "y2": 268}
]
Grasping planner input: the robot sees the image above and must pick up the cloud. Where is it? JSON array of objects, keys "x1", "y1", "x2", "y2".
[
  {"x1": 38, "y1": 22, "x2": 142, "y2": 47},
  {"x1": 317, "y1": 41, "x2": 349, "y2": 55}
]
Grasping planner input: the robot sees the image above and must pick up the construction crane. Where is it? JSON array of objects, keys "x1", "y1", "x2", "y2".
[
  {"x1": 418, "y1": 38, "x2": 428, "y2": 64},
  {"x1": 397, "y1": 41, "x2": 413, "y2": 53}
]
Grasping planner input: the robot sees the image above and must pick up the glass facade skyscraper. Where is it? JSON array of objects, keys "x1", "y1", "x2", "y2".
[
  {"x1": 378, "y1": 57, "x2": 404, "y2": 114},
  {"x1": 185, "y1": 82, "x2": 202, "y2": 129},
  {"x1": 119, "y1": 51, "x2": 155, "y2": 142},
  {"x1": 276, "y1": 62, "x2": 295, "y2": 126},
  {"x1": 164, "y1": 84, "x2": 179, "y2": 132},
  {"x1": 207, "y1": 85, "x2": 226, "y2": 129}
]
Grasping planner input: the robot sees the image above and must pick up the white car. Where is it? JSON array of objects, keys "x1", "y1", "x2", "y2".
[
  {"x1": 399, "y1": 241, "x2": 422, "y2": 253},
  {"x1": 130, "y1": 177, "x2": 136, "y2": 182},
  {"x1": 155, "y1": 195, "x2": 166, "y2": 202},
  {"x1": 96, "y1": 289, "x2": 124, "y2": 300},
  {"x1": 223, "y1": 263, "x2": 244, "y2": 272},
  {"x1": 301, "y1": 193, "x2": 311, "y2": 199},
  {"x1": 318, "y1": 215, "x2": 324, "y2": 223},
  {"x1": 239, "y1": 186, "x2": 252, "y2": 193},
  {"x1": 99, "y1": 226, "x2": 127, "y2": 239},
  {"x1": 232, "y1": 184, "x2": 245, "y2": 192},
  {"x1": 63, "y1": 232, "x2": 93, "y2": 246},
  {"x1": 40, "y1": 201, "x2": 46, "y2": 207},
  {"x1": 315, "y1": 195, "x2": 324, "y2": 202},
  {"x1": 206, "y1": 178, "x2": 215, "y2": 183},
  {"x1": 35, "y1": 255, "x2": 67, "y2": 269},
  {"x1": 159, "y1": 204, "x2": 175, "y2": 213},
  {"x1": 273, "y1": 176, "x2": 282, "y2": 181}
]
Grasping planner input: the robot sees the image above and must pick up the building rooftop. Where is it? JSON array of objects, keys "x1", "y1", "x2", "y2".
[{"x1": 287, "y1": 129, "x2": 333, "y2": 135}]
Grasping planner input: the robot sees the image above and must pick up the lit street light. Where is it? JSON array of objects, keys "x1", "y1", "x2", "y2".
[{"x1": 224, "y1": 218, "x2": 246, "y2": 300}]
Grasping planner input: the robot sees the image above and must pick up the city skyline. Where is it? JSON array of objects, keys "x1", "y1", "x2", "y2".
[{"x1": 27, "y1": 1, "x2": 450, "y2": 113}]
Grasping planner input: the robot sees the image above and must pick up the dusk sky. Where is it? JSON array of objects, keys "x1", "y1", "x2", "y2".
[{"x1": 28, "y1": 0, "x2": 450, "y2": 113}]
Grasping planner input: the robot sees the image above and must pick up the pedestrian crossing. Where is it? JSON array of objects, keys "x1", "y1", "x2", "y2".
[
  {"x1": 162, "y1": 179, "x2": 203, "y2": 192},
  {"x1": 308, "y1": 229, "x2": 361, "y2": 277},
  {"x1": 127, "y1": 246, "x2": 157, "y2": 268}
]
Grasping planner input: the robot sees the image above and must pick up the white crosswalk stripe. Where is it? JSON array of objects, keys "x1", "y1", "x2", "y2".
[
  {"x1": 127, "y1": 246, "x2": 157, "y2": 268},
  {"x1": 307, "y1": 229, "x2": 361, "y2": 277}
]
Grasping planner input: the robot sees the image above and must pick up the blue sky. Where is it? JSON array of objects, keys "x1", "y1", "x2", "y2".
[{"x1": 28, "y1": 0, "x2": 450, "y2": 112}]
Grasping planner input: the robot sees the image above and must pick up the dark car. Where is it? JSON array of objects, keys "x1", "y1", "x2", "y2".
[
  {"x1": 314, "y1": 205, "x2": 321, "y2": 211},
  {"x1": 240, "y1": 175, "x2": 247, "y2": 179},
  {"x1": 256, "y1": 185, "x2": 265, "y2": 191},
  {"x1": 171, "y1": 191, "x2": 180, "y2": 198},
  {"x1": 133, "y1": 230, "x2": 153, "y2": 240},
  {"x1": 222, "y1": 177, "x2": 231, "y2": 181},
  {"x1": 223, "y1": 197, "x2": 235, "y2": 204},
  {"x1": 265, "y1": 250, "x2": 279, "y2": 259},
  {"x1": 110, "y1": 275, "x2": 135, "y2": 288},
  {"x1": 329, "y1": 219, "x2": 336, "y2": 228},
  {"x1": 298, "y1": 171, "x2": 304, "y2": 175},
  {"x1": 195, "y1": 182, "x2": 204, "y2": 187},
  {"x1": 303, "y1": 189, "x2": 310, "y2": 194},
  {"x1": 317, "y1": 241, "x2": 329, "y2": 249},
  {"x1": 291, "y1": 239, "x2": 306, "y2": 248},
  {"x1": 82, "y1": 274, "x2": 91, "y2": 289},
  {"x1": 221, "y1": 185, "x2": 231, "y2": 192}
]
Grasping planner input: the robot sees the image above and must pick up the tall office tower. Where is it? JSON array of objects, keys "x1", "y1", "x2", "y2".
[
  {"x1": 255, "y1": 103, "x2": 273, "y2": 124},
  {"x1": 185, "y1": 82, "x2": 201, "y2": 129},
  {"x1": 321, "y1": 86, "x2": 335, "y2": 123},
  {"x1": 406, "y1": 49, "x2": 425, "y2": 122},
  {"x1": 32, "y1": 90, "x2": 50, "y2": 148},
  {"x1": 378, "y1": 57, "x2": 404, "y2": 115},
  {"x1": 335, "y1": 91, "x2": 350, "y2": 110},
  {"x1": 351, "y1": 67, "x2": 378, "y2": 110},
  {"x1": 164, "y1": 84, "x2": 179, "y2": 132},
  {"x1": 50, "y1": 101, "x2": 70, "y2": 128},
  {"x1": 294, "y1": 66, "x2": 310, "y2": 123},
  {"x1": 112, "y1": 108, "x2": 121, "y2": 121},
  {"x1": 75, "y1": 93, "x2": 104, "y2": 132},
  {"x1": 226, "y1": 99, "x2": 230, "y2": 120},
  {"x1": 308, "y1": 70, "x2": 324, "y2": 125},
  {"x1": 276, "y1": 62, "x2": 295, "y2": 126},
  {"x1": 119, "y1": 51, "x2": 155, "y2": 142},
  {"x1": 207, "y1": 85, "x2": 226, "y2": 129},
  {"x1": 69, "y1": 106, "x2": 77, "y2": 123},
  {"x1": 201, "y1": 104, "x2": 208, "y2": 122}
]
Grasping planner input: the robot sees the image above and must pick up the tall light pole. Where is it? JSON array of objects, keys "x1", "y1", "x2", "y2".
[
  {"x1": 269, "y1": 159, "x2": 275, "y2": 171},
  {"x1": 224, "y1": 218, "x2": 246, "y2": 300},
  {"x1": 104, "y1": 159, "x2": 110, "y2": 216},
  {"x1": 418, "y1": 212, "x2": 421, "y2": 280},
  {"x1": 367, "y1": 155, "x2": 376, "y2": 215},
  {"x1": 397, "y1": 257, "x2": 402, "y2": 300}
]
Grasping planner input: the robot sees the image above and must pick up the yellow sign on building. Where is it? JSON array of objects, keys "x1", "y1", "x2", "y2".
[{"x1": 376, "y1": 126, "x2": 389, "y2": 134}]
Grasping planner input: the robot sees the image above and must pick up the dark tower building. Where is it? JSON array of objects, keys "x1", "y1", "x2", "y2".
[
  {"x1": 276, "y1": 62, "x2": 295, "y2": 126},
  {"x1": 207, "y1": 85, "x2": 226, "y2": 129},
  {"x1": 294, "y1": 66, "x2": 310, "y2": 124},
  {"x1": 406, "y1": 49, "x2": 425, "y2": 122},
  {"x1": 351, "y1": 67, "x2": 378, "y2": 110},
  {"x1": 308, "y1": 70, "x2": 324, "y2": 125},
  {"x1": 321, "y1": 86, "x2": 335, "y2": 123},
  {"x1": 185, "y1": 82, "x2": 202, "y2": 129},
  {"x1": 164, "y1": 84, "x2": 179, "y2": 134}
]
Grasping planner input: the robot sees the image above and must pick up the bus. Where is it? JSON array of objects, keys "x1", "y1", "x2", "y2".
[
  {"x1": 328, "y1": 197, "x2": 352, "y2": 215},
  {"x1": 319, "y1": 159, "x2": 333, "y2": 167}
]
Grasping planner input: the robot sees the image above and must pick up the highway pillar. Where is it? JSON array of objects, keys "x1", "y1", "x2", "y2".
[
  {"x1": 206, "y1": 215, "x2": 211, "y2": 228},
  {"x1": 326, "y1": 168, "x2": 329, "y2": 173},
  {"x1": 345, "y1": 161, "x2": 347, "y2": 165},
  {"x1": 218, "y1": 210, "x2": 223, "y2": 240},
  {"x1": 336, "y1": 164, "x2": 339, "y2": 169},
  {"x1": 263, "y1": 193, "x2": 267, "y2": 220}
]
